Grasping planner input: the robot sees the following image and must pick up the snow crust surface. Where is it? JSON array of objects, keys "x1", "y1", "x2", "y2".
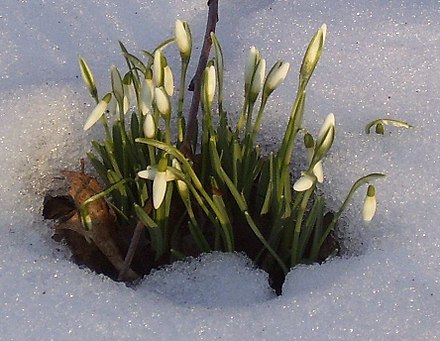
[{"x1": 1, "y1": 0, "x2": 439, "y2": 339}]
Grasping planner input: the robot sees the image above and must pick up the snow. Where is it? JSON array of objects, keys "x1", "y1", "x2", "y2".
[{"x1": 1, "y1": 0, "x2": 439, "y2": 339}]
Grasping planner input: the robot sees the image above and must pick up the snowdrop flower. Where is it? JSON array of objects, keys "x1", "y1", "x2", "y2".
[
  {"x1": 175, "y1": 19, "x2": 192, "y2": 59},
  {"x1": 204, "y1": 64, "x2": 216, "y2": 106},
  {"x1": 315, "y1": 113, "x2": 335, "y2": 160},
  {"x1": 362, "y1": 185, "x2": 377, "y2": 223},
  {"x1": 138, "y1": 158, "x2": 176, "y2": 209},
  {"x1": 154, "y1": 86, "x2": 171, "y2": 119},
  {"x1": 300, "y1": 23, "x2": 327, "y2": 84},
  {"x1": 140, "y1": 78, "x2": 154, "y2": 115},
  {"x1": 163, "y1": 65, "x2": 174, "y2": 97},
  {"x1": 293, "y1": 172, "x2": 315, "y2": 192},
  {"x1": 143, "y1": 113, "x2": 156, "y2": 138},
  {"x1": 249, "y1": 58, "x2": 266, "y2": 102},
  {"x1": 83, "y1": 93, "x2": 112, "y2": 131},
  {"x1": 245, "y1": 46, "x2": 260, "y2": 92},
  {"x1": 264, "y1": 61, "x2": 290, "y2": 95}
]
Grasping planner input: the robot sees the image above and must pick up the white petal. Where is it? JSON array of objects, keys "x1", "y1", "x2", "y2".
[
  {"x1": 164, "y1": 66, "x2": 174, "y2": 96},
  {"x1": 245, "y1": 46, "x2": 259, "y2": 87},
  {"x1": 143, "y1": 113, "x2": 156, "y2": 138},
  {"x1": 153, "y1": 171, "x2": 168, "y2": 209},
  {"x1": 250, "y1": 58, "x2": 265, "y2": 97},
  {"x1": 362, "y1": 186, "x2": 377, "y2": 223},
  {"x1": 205, "y1": 65, "x2": 216, "y2": 104},
  {"x1": 265, "y1": 61, "x2": 290, "y2": 92},
  {"x1": 83, "y1": 100, "x2": 108, "y2": 131},
  {"x1": 313, "y1": 161, "x2": 324, "y2": 183},
  {"x1": 138, "y1": 167, "x2": 157, "y2": 180},
  {"x1": 293, "y1": 173, "x2": 315, "y2": 192},
  {"x1": 317, "y1": 113, "x2": 335, "y2": 142},
  {"x1": 155, "y1": 87, "x2": 171, "y2": 117},
  {"x1": 175, "y1": 20, "x2": 190, "y2": 56}
]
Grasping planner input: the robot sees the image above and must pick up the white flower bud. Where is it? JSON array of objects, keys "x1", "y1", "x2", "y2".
[
  {"x1": 154, "y1": 86, "x2": 171, "y2": 118},
  {"x1": 249, "y1": 59, "x2": 266, "y2": 101},
  {"x1": 204, "y1": 64, "x2": 216, "y2": 105},
  {"x1": 315, "y1": 113, "x2": 335, "y2": 160},
  {"x1": 143, "y1": 113, "x2": 156, "y2": 138},
  {"x1": 163, "y1": 65, "x2": 174, "y2": 97},
  {"x1": 362, "y1": 185, "x2": 377, "y2": 223},
  {"x1": 245, "y1": 46, "x2": 260, "y2": 90},
  {"x1": 78, "y1": 56, "x2": 97, "y2": 99},
  {"x1": 300, "y1": 23, "x2": 327, "y2": 84},
  {"x1": 264, "y1": 61, "x2": 290, "y2": 94},
  {"x1": 175, "y1": 19, "x2": 191, "y2": 58}
]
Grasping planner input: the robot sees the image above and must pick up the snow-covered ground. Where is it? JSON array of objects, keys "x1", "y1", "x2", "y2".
[{"x1": 1, "y1": 0, "x2": 439, "y2": 339}]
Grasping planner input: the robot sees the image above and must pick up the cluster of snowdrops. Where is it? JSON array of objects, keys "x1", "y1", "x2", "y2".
[{"x1": 78, "y1": 20, "x2": 383, "y2": 285}]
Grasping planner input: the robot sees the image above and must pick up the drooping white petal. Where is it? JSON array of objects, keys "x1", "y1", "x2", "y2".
[
  {"x1": 362, "y1": 185, "x2": 377, "y2": 223},
  {"x1": 83, "y1": 94, "x2": 111, "y2": 131},
  {"x1": 152, "y1": 171, "x2": 168, "y2": 209},
  {"x1": 163, "y1": 65, "x2": 174, "y2": 96},
  {"x1": 155, "y1": 86, "x2": 171, "y2": 118},
  {"x1": 143, "y1": 113, "x2": 156, "y2": 138},
  {"x1": 313, "y1": 161, "x2": 324, "y2": 183},
  {"x1": 293, "y1": 173, "x2": 315, "y2": 192}
]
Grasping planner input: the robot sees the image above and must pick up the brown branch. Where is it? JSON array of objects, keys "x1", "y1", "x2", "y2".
[{"x1": 181, "y1": 0, "x2": 219, "y2": 156}]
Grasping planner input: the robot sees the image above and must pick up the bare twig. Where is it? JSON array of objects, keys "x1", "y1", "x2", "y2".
[
  {"x1": 181, "y1": 0, "x2": 219, "y2": 156},
  {"x1": 118, "y1": 220, "x2": 144, "y2": 281}
]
